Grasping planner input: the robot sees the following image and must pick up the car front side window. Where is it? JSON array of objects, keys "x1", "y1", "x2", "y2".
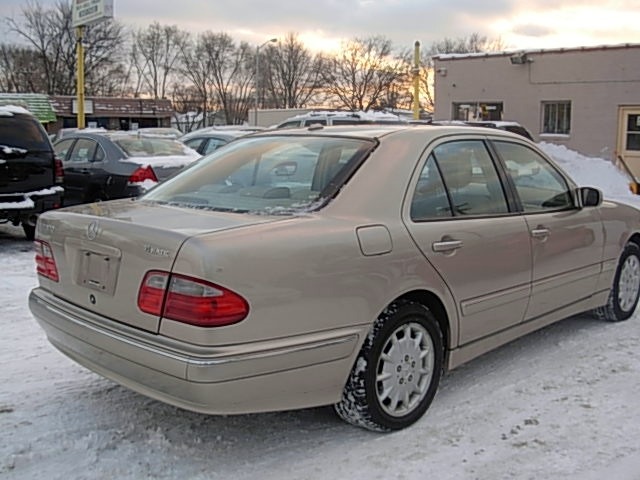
[{"x1": 494, "y1": 141, "x2": 573, "y2": 212}]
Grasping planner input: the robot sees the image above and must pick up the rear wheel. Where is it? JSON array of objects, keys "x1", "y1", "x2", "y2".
[
  {"x1": 22, "y1": 223, "x2": 36, "y2": 241},
  {"x1": 596, "y1": 242, "x2": 640, "y2": 322},
  {"x1": 334, "y1": 300, "x2": 443, "y2": 432}
]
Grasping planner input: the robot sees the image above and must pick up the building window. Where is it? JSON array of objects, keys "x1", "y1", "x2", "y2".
[
  {"x1": 542, "y1": 101, "x2": 571, "y2": 135},
  {"x1": 453, "y1": 102, "x2": 503, "y2": 121}
]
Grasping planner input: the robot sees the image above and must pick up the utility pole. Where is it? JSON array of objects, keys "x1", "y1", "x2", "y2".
[
  {"x1": 412, "y1": 40, "x2": 421, "y2": 120},
  {"x1": 76, "y1": 25, "x2": 85, "y2": 129}
]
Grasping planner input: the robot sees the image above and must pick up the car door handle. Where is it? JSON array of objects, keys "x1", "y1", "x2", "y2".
[
  {"x1": 432, "y1": 240, "x2": 463, "y2": 253},
  {"x1": 530, "y1": 227, "x2": 550, "y2": 239}
]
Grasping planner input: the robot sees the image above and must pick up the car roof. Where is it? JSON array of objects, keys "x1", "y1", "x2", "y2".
[
  {"x1": 247, "y1": 123, "x2": 525, "y2": 142},
  {"x1": 180, "y1": 129, "x2": 256, "y2": 141}
]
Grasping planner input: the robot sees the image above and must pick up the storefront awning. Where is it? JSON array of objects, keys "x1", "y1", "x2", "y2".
[{"x1": 0, "y1": 93, "x2": 57, "y2": 123}]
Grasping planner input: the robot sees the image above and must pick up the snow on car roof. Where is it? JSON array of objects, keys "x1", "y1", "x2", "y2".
[
  {"x1": 285, "y1": 110, "x2": 402, "y2": 121},
  {"x1": 120, "y1": 147, "x2": 201, "y2": 168},
  {"x1": 0, "y1": 105, "x2": 33, "y2": 117}
]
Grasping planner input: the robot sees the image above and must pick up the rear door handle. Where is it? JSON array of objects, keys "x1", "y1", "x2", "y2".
[{"x1": 432, "y1": 240, "x2": 463, "y2": 253}]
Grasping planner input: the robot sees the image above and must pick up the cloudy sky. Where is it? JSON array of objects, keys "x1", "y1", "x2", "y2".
[{"x1": 1, "y1": 0, "x2": 640, "y2": 52}]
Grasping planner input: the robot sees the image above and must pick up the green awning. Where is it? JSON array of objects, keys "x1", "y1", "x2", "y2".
[{"x1": 0, "y1": 93, "x2": 57, "y2": 123}]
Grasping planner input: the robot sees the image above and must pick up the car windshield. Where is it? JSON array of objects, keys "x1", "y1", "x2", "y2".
[
  {"x1": 142, "y1": 135, "x2": 375, "y2": 215},
  {"x1": 113, "y1": 136, "x2": 189, "y2": 157}
]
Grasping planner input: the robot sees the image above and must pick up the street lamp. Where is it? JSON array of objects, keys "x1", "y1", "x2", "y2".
[{"x1": 254, "y1": 37, "x2": 277, "y2": 126}]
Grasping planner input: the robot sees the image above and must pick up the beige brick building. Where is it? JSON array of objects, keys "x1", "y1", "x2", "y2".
[{"x1": 433, "y1": 44, "x2": 640, "y2": 176}]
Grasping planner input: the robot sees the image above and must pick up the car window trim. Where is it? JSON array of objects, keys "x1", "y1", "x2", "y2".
[{"x1": 408, "y1": 137, "x2": 522, "y2": 223}]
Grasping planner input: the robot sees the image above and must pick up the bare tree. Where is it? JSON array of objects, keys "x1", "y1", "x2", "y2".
[
  {"x1": 131, "y1": 22, "x2": 186, "y2": 99},
  {"x1": 178, "y1": 32, "x2": 218, "y2": 127},
  {"x1": 263, "y1": 32, "x2": 324, "y2": 108},
  {"x1": 0, "y1": 44, "x2": 47, "y2": 92},
  {"x1": 205, "y1": 33, "x2": 254, "y2": 124},
  {"x1": 322, "y1": 36, "x2": 405, "y2": 111},
  {"x1": 5, "y1": 0, "x2": 127, "y2": 95},
  {"x1": 170, "y1": 82, "x2": 206, "y2": 132}
]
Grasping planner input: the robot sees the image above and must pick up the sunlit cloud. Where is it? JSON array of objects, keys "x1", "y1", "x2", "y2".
[{"x1": 491, "y1": 5, "x2": 640, "y2": 49}]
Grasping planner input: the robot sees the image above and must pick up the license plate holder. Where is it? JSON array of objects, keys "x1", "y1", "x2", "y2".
[{"x1": 76, "y1": 250, "x2": 120, "y2": 296}]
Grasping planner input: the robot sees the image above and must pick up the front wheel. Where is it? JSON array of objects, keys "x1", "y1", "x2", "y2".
[
  {"x1": 335, "y1": 300, "x2": 444, "y2": 432},
  {"x1": 595, "y1": 242, "x2": 640, "y2": 322}
]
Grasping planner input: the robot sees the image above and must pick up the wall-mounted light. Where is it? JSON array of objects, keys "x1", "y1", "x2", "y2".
[{"x1": 510, "y1": 52, "x2": 532, "y2": 65}]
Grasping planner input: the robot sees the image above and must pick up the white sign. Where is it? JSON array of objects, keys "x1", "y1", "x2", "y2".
[
  {"x1": 72, "y1": 99, "x2": 94, "y2": 114},
  {"x1": 72, "y1": 0, "x2": 114, "y2": 27}
]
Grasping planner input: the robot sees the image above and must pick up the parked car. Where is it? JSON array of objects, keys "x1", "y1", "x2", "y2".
[
  {"x1": 53, "y1": 132, "x2": 200, "y2": 205},
  {"x1": 179, "y1": 127, "x2": 259, "y2": 155},
  {"x1": 0, "y1": 104, "x2": 64, "y2": 239},
  {"x1": 30, "y1": 124, "x2": 640, "y2": 432},
  {"x1": 430, "y1": 120, "x2": 533, "y2": 140},
  {"x1": 135, "y1": 127, "x2": 184, "y2": 139},
  {"x1": 51, "y1": 126, "x2": 108, "y2": 143},
  {"x1": 276, "y1": 110, "x2": 407, "y2": 129}
]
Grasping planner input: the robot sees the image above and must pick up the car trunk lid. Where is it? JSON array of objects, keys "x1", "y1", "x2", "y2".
[{"x1": 36, "y1": 199, "x2": 282, "y2": 333}]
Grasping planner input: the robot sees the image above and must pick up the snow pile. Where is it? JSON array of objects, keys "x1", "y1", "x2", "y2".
[{"x1": 538, "y1": 142, "x2": 635, "y2": 201}]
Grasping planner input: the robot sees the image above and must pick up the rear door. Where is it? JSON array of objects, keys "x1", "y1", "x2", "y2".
[
  {"x1": 404, "y1": 138, "x2": 532, "y2": 345},
  {"x1": 492, "y1": 140, "x2": 604, "y2": 320},
  {"x1": 60, "y1": 137, "x2": 100, "y2": 204}
]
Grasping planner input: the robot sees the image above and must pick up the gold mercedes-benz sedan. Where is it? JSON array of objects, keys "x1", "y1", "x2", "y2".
[{"x1": 29, "y1": 125, "x2": 640, "y2": 432}]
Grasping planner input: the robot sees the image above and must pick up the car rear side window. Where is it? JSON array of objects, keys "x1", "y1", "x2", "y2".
[
  {"x1": 54, "y1": 138, "x2": 75, "y2": 160},
  {"x1": 0, "y1": 115, "x2": 51, "y2": 151},
  {"x1": 203, "y1": 138, "x2": 228, "y2": 154},
  {"x1": 411, "y1": 154, "x2": 452, "y2": 220},
  {"x1": 493, "y1": 141, "x2": 573, "y2": 212},
  {"x1": 67, "y1": 138, "x2": 98, "y2": 163}
]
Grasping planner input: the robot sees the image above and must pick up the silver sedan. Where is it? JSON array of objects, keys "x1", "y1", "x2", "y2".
[{"x1": 29, "y1": 125, "x2": 640, "y2": 431}]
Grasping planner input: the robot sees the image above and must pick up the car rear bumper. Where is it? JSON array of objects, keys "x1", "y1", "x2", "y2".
[
  {"x1": 0, "y1": 187, "x2": 63, "y2": 219},
  {"x1": 29, "y1": 287, "x2": 363, "y2": 414}
]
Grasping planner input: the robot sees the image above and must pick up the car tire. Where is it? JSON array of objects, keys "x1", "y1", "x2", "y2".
[
  {"x1": 22, "y1": 223, "x2": 36, "y2": 241},
  {"x1": 334, "y1": 300, "x2": 443, "y2": 432},
  {"x1": 595, "y1": 242, "x2": 640, "y2": 322}
]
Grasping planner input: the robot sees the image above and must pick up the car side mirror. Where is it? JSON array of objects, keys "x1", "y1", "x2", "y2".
[{"x1": 578, "y1": 186, "x2": 602, "y2": 207}]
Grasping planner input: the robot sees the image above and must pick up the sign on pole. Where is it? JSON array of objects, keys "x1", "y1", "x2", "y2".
[{"x1": 72, "y1": 0, "x2": 114, "y2": 28}]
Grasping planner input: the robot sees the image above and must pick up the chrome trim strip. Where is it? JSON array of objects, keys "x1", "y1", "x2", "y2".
[{"x1": 31, "y1": 288, "x2": 360, "y2": 369}]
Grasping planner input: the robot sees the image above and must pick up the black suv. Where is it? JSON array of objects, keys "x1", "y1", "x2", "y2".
[{"x1": 0, "y1": 106, "x2": 64, "y2": 239}]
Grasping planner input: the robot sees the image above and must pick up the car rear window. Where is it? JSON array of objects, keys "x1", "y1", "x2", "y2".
[
  {"x1": 113, "y1": 136, "x2": 189, "y2": 157},
  {"x1": 0, "y1": 115, "x2": 51, "y2": 151},
  {"x1": 142, "y1": 135, "x2": 375, "y2": 215}
]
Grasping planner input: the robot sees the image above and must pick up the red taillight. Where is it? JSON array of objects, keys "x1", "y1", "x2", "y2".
[
  {"x1": 128, "y1": 165, "x2": 158, "y2": 183},
  {"x1": 35, "y1": 240, "x2": 59, "y2": 282},
  {"x1": 137, "y1": 271, "x2": 249, "y2": 327},
  {"x1": 54, "y1": 157, "x2": 64, "y2": 184}
]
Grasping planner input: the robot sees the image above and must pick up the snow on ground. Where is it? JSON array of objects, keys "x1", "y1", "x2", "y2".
[{"x1": 1, "y1": 146, "x2": 640, "y2": 480}]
